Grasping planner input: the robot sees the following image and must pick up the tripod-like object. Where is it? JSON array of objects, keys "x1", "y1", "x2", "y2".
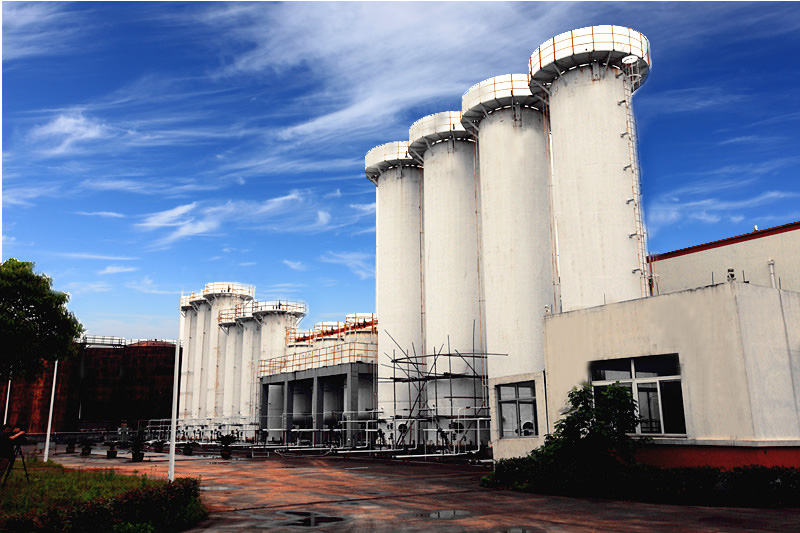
[{"x1": 1, "y1": 445, "x2": 30, "y2": 487}]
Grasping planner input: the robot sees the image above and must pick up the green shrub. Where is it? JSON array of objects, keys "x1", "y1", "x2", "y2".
[
  {"x1": 2, "y1": 477, "x2": 207, "y2": 531},
  {"x1": 483, "y1": 384, "x2": 800, "y2": 507}
]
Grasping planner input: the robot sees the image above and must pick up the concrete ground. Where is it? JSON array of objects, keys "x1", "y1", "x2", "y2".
[{"x1": 46, "y1": 449, "x2": 800, "y2": 532}]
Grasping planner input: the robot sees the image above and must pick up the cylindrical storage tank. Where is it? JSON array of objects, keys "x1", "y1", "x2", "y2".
[
  {"x1": 530, "y1": 25, "x2": 651, "y2": 311},
  {"x1": 179, "y1": 296, "x2": 197, "y2": 420},
  {"x1": 461, "y1": 74, "x2": 554, "y2": 377},
  {"x1": 188, "y1": 291, "x2": 210, "y2": 420},
  {"x1": 343, "y1": 313, "x2": 376, "y2": 344},
  {"x1": 221, "y1": 312, "x2": 238, "y2": 418},
  {"x1": 238, "y1": 315, "x2": 260, "y2": 421},
  {"x1": 313, "y1": 321, "x2": 344, "y2": 349},
  {"x1": 202, "y1": 283, "x2": 254, "y2": 420},
  {"x1": 409, "y1": 111, "x2": 480, "y2": 420},
  {"x1": 256, "y1": 301, "x2": 306, "y2": 361},
  {"x1": 366, "y1": 142, "x2": 423, "y2": 435}
]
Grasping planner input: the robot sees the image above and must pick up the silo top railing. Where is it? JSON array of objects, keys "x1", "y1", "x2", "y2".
[
  {"x1": 202, "y1": 282, "x2": 255, "y2": 298},
  {"x1": 530, "y1": 25, "x2": 651, "y2": 90},
  {"x1": 461, "y1": 74, "x2": 540, "y2": 129},
  {"x1": 218, "y1": 299, "x2": 307, "y2": 324},
  {"x1": 365, "y1": 141, "x2": 420, "y2": 183},
  {"x1": 408, "y1": 111, "x2": 472, "y2": 158}
]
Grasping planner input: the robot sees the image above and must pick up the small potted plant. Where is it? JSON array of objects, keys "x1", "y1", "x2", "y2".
[
  {"x1": 130, "y1": 432, "x2": 145, "y2": 463},
  {"x1": 106, "y1": 441, "x2": 118, "y2": 459},
  {"x1": 65, "y1": 437, "x2": 77, "y2": 454},
  {"x1": 181, "y1": 442, "x2": 194, "y2": 456},
  {"x1": 152, "y1": 439, "x2": 165, "y2": 453},
  {"x1": 218, "y1": 434, "x2": 236, "y2": 460},
  {"x1": 80, "y1": 438, "x2": 93, "y2": 456}
]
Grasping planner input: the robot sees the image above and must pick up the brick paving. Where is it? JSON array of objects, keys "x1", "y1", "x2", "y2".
[{"x1": 48, "y1": 449, "x2": 800, "y2": 532}]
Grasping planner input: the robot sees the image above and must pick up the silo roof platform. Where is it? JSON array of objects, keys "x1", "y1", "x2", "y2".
[
  {"x1": 201, "y1": 282, "x2": 255, "y2": 299},
  {"x1": 461, "y1": 74, "x2": 540, "y2": 130},
  {"x1": 408, "y1": 111, "x2": 472, "y2": 159},
  {"x1": 530, "y1": 25, "x2": 651, "y2": 90},
  {"x1": 365, "y1": 141, "x2": 419, "y2": 184}
]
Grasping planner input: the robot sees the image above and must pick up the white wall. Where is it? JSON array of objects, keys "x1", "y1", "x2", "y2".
[
  {"x1": 528, "y1": 283, "x2": 800, "y2": 463},
  {"x1": 650, "y1": 226, "x2": 800, "y2": 294}
]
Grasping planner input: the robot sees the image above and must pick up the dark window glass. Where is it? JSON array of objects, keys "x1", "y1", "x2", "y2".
[
  {"x1": 634, "y1": 354, "x2": 680, "y2": 378},
  {"x1": 590, "y1": 359, "x2": 631, "y2": 381},
  {"x1": 637, "y1": 382, "x2": 662, "y2": 433},
  {"x1": 497, "y1": 381, "x2": 536, "y2": 438},
  {"x1": 660, "y1": 380, "x2": 687, "y2": 434}
]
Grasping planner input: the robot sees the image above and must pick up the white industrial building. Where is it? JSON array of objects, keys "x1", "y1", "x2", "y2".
[{"x1": 175, "y1": 25, "x2": 800, "y2": 467}]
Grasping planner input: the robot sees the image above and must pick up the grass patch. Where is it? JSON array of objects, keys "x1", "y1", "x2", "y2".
[
  {"x1": 1, "y1": 456, "x2": 206, "y2": 531},
  {"x1": 1, "y1": 457, "x2": 162, "y2": 518}
]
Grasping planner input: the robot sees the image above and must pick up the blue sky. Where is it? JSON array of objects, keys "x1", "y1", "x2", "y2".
[{"x1": 3, "y1": 2, "x2": 799, "y2": 339}]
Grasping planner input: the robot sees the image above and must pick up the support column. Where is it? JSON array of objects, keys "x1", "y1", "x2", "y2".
[
  {"x1": 283, "y1": 379, "x2": 294, "y2": 444},
  {"x1": 311, "y1": 376, "x2": 324, "y2": 446},
  {"x1": 345, "y1": 368, "x2": 359, "y2": 447}
]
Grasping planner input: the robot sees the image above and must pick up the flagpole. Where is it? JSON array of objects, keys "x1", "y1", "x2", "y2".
[
  {"x1": 43, "y1": 361, "x2": 59, "y2": 462},
  {"x1": 3, "y1": 379, "x2": 11, "y2": 424},
  {"x1": 168, "y1": 293, "x2": 183, "y2": 481}
]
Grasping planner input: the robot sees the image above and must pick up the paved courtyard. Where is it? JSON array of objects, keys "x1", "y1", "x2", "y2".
[{"x1": 49, "y1": 449, "x2": 800, "y2": 532}]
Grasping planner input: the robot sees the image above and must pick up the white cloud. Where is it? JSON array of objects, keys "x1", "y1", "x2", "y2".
[
  {"x1": 283, "y1": 260, "x2": 308, "y2": 271},
  {"x1": 138, "y1": 203, "x2": 197, "y2": 229},
  {"x1": 98, "y1": 265, "x2": 139, "y2": 275},
  {"x1": 239, "y1": 262, "x2": 256, "y2": 267},
  {"x1": 319, "y1": 251, "x2": 375, "y2": 280},
  {"x1": 63, "y1": 281, "x2": 112, "y2": 294},
  {"x1": 125, "y1": 277, "x2": 178, "y2": 295},
  {"x1": 2, "y1": 3, "x2": 85, "y2": 61},
  {"x1": 200, "y1": 2, "x2": 582, "y2": 145},
  {"x1": 76, "y1": 211, "x2": 127, "y2": 218},
  {"x1": 647, "y1": 191, "x2": 800, "y2": 237},
  {"x1": 58, "y1": 252, "x2": 137, "y2": 261},
  {"x1": 29, "y1": 113, "x2": 111, "y2": 156},
  {"x1": 350, "y1": 203, "x2": 376, "y2": 215}
]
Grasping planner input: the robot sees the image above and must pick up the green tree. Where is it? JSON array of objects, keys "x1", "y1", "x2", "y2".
[
  {"x1": 0, "y1": 258, "x2": 84, "y2": 380},
  {"x1": 547, "y1": 383, "x2": 641, "y2": 463}
]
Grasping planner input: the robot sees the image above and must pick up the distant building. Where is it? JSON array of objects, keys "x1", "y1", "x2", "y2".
[{"x1": 1, "y1": 337, "x2": 179, "y2": 433}]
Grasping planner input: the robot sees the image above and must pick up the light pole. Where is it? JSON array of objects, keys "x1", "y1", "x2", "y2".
[{"x1": 43, "y1": 361, "x2": 59, "y2": 462}]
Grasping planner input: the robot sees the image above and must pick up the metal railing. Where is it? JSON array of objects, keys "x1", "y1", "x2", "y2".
[
  {"x1": 219, "y1": 299, "x2": 307, "y2": 323},
  {"x1": 259, "y1": 341, "x2": 377, "y2": 376}
]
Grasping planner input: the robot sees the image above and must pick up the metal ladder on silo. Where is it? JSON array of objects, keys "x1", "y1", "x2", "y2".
[{"x1": 622, "y1": 61, "x2": 649, "y2": 297}]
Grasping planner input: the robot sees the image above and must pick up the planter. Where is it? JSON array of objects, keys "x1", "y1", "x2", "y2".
[
  {"x1": 65, "y1": 444, "x2": 76, "y2": 454},
  {"x1": 220, "y1": 448, "x2": 232, "y2": 460},
  {"x1": 107, "y1": 450, "x2": 118, "y2": 459},
  {"x1": 131, "y1": 451, "x2": 145, "y2": 462},
  {"x1": 182, "y1": 446, "x2": 194, "y2": 456},
  {"x1": 80, "y1": 446, "x2": 92, "y2": 457},
  {"x1": 153, "y1": 443, "x2": 164, "y2": 453}
]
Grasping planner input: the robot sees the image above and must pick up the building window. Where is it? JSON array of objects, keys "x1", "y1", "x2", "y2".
[
  {"x1": 497, "y1": 381, "x2": 537, "y2": 438},
  {"x1": 590, "y1": 354, "x2": 686, "y2": 435}
]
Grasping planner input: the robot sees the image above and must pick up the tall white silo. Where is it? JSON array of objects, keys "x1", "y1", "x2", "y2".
[
  {"x1": 179, "y1": 295, "x2": 196, "y2": 420},
  {"x1": 530, "y1": 25, "x2": 651, "y2": 311},
  {"x1": 365, "y1": 141, "x2": 423, "y2": 433},
  {"x1": 238, "y1": 313, "x2": 260, "y2": 420},
  {"x1": 202, "y1": 283, "x2": 253, "y2": 421},
  {"x1": 188, "y1": 292, "x2": 210, "y2": 420},
  {"x1": 461, "y1": 74, "x2": 554, "y2": 378},
  {"x1": 220, "y1": 306, "x2": 239, "y2": 418},
  {"x1": 409, "y1": 111, "x2": 481, "y2": 424}
]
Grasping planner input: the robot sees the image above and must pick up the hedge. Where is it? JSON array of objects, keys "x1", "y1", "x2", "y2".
[
  {"x1": 2, "y1": 477, "x2": 207, "y2": 532},
  {"x1": 482, "y1": 460, "x2": 800, "y2": 507}
]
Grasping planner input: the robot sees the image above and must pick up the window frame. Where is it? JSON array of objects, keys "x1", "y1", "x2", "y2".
[
  {"x1": 590, "y1": 355, "x2": 686, "y2": 437},
  {"x1": 496, "y1": 381, "x2": 537, "y2": 439}
]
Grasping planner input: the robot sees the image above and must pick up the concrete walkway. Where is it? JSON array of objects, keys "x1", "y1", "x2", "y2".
[{"x1": 49, "y1": 450, "x2": 800, "y2": 532}]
